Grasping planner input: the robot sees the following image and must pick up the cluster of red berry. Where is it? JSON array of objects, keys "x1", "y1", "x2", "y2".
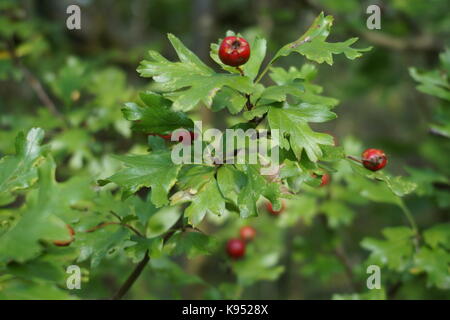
[{"x1": 226, "y1": 225, "x2": 256, "y2": 259}]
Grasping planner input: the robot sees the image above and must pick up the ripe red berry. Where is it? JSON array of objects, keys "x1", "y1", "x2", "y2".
[
  {"x1": 265, "y1": 201, "x2": 285, "y2": 216},
  {"x1": 218, "y1": 36, "x2": 250, "y2": 67},
  {"x1": 361, "y1": 148, "x2": 387, "y2": 171},
  {"x1": 239, "y1": 226, "x2": 256, "y2": 242},
  {"x1": 53, "y1": 224, "x2": 75, "y2": 247},
  {"x1": 226, "y1": 238, "x2": 246, "y2": 259},
  {"x1": 320, "y1": 173, "x2": 331, "y2": 187}
]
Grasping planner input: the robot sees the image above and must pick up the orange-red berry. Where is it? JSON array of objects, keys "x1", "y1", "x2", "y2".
[{"x1": 239, "y1": 226, "x2": 256, "y2": 242}]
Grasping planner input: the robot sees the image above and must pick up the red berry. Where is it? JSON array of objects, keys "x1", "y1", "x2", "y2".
[
  {"x1": 362, "y1": 148, "x2": 387, "y2": 171},
  {"x1": 218, "y1": 36, "x2": 250, "y2": 67},
  {"x1": 173, "y1": 131, "x2": 198, "y2": 145},
  {"x1": 239, "y1": 226, "x2": 256, "y2": 242},
  {"x1": 226, "y1": 238, "x2": 246, "y2": 259},
  {"x1": 320, "y1": 173, "x2": 331, "y2": 187},
  {"x1": 312, "y1": 173, "x2": 331, "y2": 187},
  {"x1": 265, "y1": 201, "x2": 285, "y2": 216},
  {"x1": 159, "y1": 134, "x2": 172, "y2": 141},
  {"x1": 53, "y1": 225, "x2": 75, "y2": 247}
]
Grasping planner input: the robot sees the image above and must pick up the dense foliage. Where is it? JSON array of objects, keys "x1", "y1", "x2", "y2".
[{"x1": 0, "y1": 0, "x2": 449, "y2": 300}]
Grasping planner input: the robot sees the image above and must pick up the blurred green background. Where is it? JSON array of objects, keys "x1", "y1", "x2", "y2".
[{"x1": 0, "y1": 0, "x2": 449, "y2": 300}]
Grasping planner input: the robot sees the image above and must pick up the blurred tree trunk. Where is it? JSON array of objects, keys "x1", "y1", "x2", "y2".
[{"x1": 255, "y1": 0, "x2": 273, "y2": 38}]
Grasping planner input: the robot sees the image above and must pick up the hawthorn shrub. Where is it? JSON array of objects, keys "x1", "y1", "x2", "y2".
[{"x1": 0, "y1": 10, "x2": 449, "y2": 300}]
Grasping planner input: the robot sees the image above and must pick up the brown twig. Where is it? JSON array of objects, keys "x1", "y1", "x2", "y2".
[
  {"x1": 249, "y1": 112, "x2": 268, "y2": 127},
  {"x1": 111, "y1": 250, "x2": 150, "y2": 300},
  {"x1": 236, "y1": 66, "x2": 245, "y2": 76},
  {"x1": 111, "y1": 230, "x2": 177, "y2": 300},
  {"x1": 85, "y1": 222, "x2": 144, "y2": 238},
  {"x1": 347, "y1": 155, "x2": 362, "y2": 163},
  {"x1": 111, "y1": 219, "x2": 202, "y2": 300},
  {"x1": 5, "y1": 40, "x2": 68, "y2": 125},
  {"x1": 333, "y1": 246, "x2": 358, "y2": 292}
]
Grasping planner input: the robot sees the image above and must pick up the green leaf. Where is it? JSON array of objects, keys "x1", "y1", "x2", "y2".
[
  {"x1": 125, "y1": 236, "x2": 163, "y2": 263},
  {"x1": 361, "y1": 226, "x2": 415, "y2": 271},
  {"x1": 166, "y1": 231, "x2": 218, "y2": 258},
  {"x1": 176, "y1": 165, "x2": 216, "y2": 192},
  {"x1": 101, "y1": 151, "x2": 182, "y2": 207},
  {"x1": 268, "y1": 66, "x2": 339, "y2": 107},
  {"x1": 404, "y1": 166, "x2": 448, "y2": 196},
  {"x1": 184, "y1": 179, "x2": 227, "y2": 226},
  {"x1": 122, "y1": 91, "x2": 194, "y2": 134},
  {"x1": 274, "y1": 13, "x2": 371, "y2": 65},
  {"x1": 269, "y1": 65, "x2": 317, "y2": 85},
  {"x1": 0, "y1": 158, "x2": 74, "y2": 263},
  {"x1": 218, "y1": 165, "x2": 280, "y2": 218},
  {"x1": 235, "y1": 164, "x2": 281, "y2": 218},
  {"x1": 6, "y1": 259, "x2": 66, "y2": 283},
  {"x1": 423, "y1": 223, "x2": 450, "y2": 249},
  {"x1": 148, "y1": 135, "x2": 167, "y2": 151},
  {"x1": 268, "y1": 106, "x2": 334, "y2": 162},
  {"x1": 138, "y1": 34, "x2": 254, "y2": 111},
  {"x1": 217, "y1": 165, "x2": 247, "y2": 205},
  {"x1": 414, "y1": 247, "x2": 450, "y2": 289},
  {"x1": 233, "y1": 251, "x2": 285, "y2": 286},
  {"x1": 0, "y1": 280, "x2": 76, "y2": 300},
  {"x1": 243, "y1": 36, "x2": 267, "y2": 80},
  {"x1": 347, "y1": 171, "x2": 401, "y2": 206},
  {"x1": 291, "y1": 37, "x2": 371, "y2": 65},
  {"x1": 170, "y1": 166, "x2": 226, "y2": 225},
  {"x1": 211, "y1": 87, "x2": 247, "y2": 114},
  {"x1": 348, "y1": 161, "x2": 416, "y2": 198},
  {"x1": 259, "y1": 84, "x2": 304, "y2": 103},
  {"x1": 149, "y1": 257, "x2": 204, "y2": 286},
  {"x1": 321, "y1": 201, "x2": 355, "y2": 228},
  {"x1": 321, "y1": 145, "x2": 345, "y2": 161},
  {"x1": 146, "y1": 206, "x2": 182, "y2": 238},
  {"x1": 76, "y1": 225, "x2": 131, "y2": 268},
  {"x1": 0, "y1": 128, "x2": 47, "y2": 195},
  {"x1": 167, "y1": 33, "x2": 212, "y2": 74},
  {"x1": 409, "y1": 67, "x2": 450, "y2": 101},
  {"x1": 373, "y1": 171, "x2": 418, "y2": 197},
  {"x1": 243, "y1": 105, "x2": 269, "y2": 121}
]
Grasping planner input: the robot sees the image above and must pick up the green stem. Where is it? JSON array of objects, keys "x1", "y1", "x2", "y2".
[
  {"x1": 255, "y1": 58, "x2": 275, "y2": 84},
  {"x1": 400, "y1": 203, "x2": 420, "y2": 247}
]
